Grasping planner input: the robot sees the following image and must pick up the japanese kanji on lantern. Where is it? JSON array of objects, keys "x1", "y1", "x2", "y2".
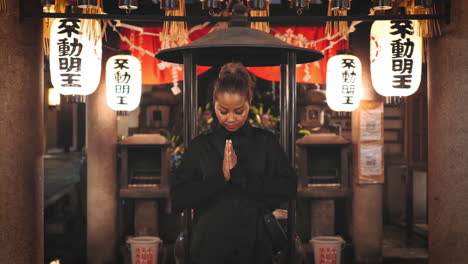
[
  {"x1": 105, "y1": 54, "x2": 142, "y2": 113},
  {"x1": 326, "y1": 53, "x2": 362, "y2": 112},
  {"x1": 370, "y1": 20, "x2": 422, "y2": 97},
  {"x1": 49, "y1": 18, "x2": 102, "y2": 101}
]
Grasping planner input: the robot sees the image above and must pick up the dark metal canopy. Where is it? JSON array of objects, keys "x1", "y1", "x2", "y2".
[{"x1": 155, "y1": 26, "x2": 324, "y2": 66}]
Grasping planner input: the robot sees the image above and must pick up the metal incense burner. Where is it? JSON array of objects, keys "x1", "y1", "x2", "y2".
[{"x1": 155, "y1": 5, "x2": 324, "y2": 262}]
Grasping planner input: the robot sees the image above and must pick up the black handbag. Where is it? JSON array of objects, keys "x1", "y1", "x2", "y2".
[{"x1": 263, "y1": 212, "x2": 288, "y2": 254}]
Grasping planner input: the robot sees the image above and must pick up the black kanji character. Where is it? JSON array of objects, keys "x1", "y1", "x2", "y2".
[
  {"x1": 342, "y1": 96, "x2": 353, "y2": 104},
  {"x1": 342, "y1": 84, "x2": 355, "y2": 95},
  {"x1": 114, "y1": 71, "x2": 131, "y2": 84},
  {"x1": 390, "y1": 20, "x2": 414, "y2": 39},
  {"x1": 59, "y1": 57, "x2": 82, "y2": 72},
  {"x1": 341, "y1": 58, "x2": 356, "y2": 69},
  {"x1": 57, "y1": 18, "x2": 81, "y2": 38},
  {"x1": 391, "y1": 38, "x2": 415, "y2": 58},
  {"x1": 392, "y1": 75, "x2": 412, "y2": 89},
  {"x1": 117, "y1": 96, "x2": 128, "y2": 105},
  {"x1": 115, "y1": 85, "x2": 130, "y2": 95},
  {"x1": 114, "y1": 59, "x2": 129, "y2": 70},
  {"x1": 392, "y1": 59, "x2": 413, "y2": 74},
  {"x1": 60, "y1": 73, "x2": 81, "y2": 87},
  {"x1": 342, "y1": 70, "x2": 357, "y2": 83}
]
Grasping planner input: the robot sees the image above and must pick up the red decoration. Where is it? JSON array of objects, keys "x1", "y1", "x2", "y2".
[{"x1": 120, "y1": 26, "x2": 347, "y2": 85}]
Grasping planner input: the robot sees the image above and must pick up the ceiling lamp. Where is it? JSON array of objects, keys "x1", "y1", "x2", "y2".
[
  {"x1": 118, "y1": 0, "x2": 138, "y2": 10},
  {"x1": 370, "y1": 20, "x2": 422, "y2": 97},
  {"x1": 200, "y1": 0, "x2": 224, "y2": 10},
  {"x1": 372, "y1": 0, "x2": 392, "y2": 10},
  {"x1": 326, "y1": 52, "x2": 362, "y2": 111},
  {"x1": 289, "y1": 0, "x2": 310, "y2": 10},
  {"x1": 331, "y1": 0, "x2": 351, "y2": 10},
  {"x1": 160, "y1": 0, "x2": 179, "y2": 10},
  {"x1": 415, "y1": 0, "x2": 432, "y2": 8},
  {"x1": 106, "y1": 53, "x2": 142, "y2": 115},
  {"x1": 77, "y1": 0, "x2": 97, "y2": 8},
  {"x1": 248, "y1": 0, "x2": 268, "y2": 10}
]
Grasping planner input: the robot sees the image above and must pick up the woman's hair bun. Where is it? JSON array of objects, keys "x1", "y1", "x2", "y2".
[
  {"x1": 213, "y1": 62, "x2": 254, "y2": 103},
  {"x1": 213, "y1": 62, "x2": 255, "y2": 103},
  {"x1": 218, "y1": 62, "x2": 249, "y2": 81}
]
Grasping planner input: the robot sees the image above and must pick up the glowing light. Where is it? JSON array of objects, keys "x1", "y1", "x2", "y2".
[
  {"x1": 106, "y1": 54, "x2": 142, "y2": 112},
  {"x1": 48, "y1": 87, "x2": 61, "y2": 106},
  {"x1": 370, "y1": 20, "x2": 422, "y2": 96},
  {"x1": 326, "y1": 54, "x2": 362, "y2": 111}
]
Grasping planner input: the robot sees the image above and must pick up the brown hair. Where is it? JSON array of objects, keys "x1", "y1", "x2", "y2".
[{"x1": 213, "y1": 62, "x2": 254, "y2": 104}]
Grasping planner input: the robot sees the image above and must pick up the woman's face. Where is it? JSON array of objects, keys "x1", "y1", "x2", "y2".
[{"x1": 214, "y1": 92, "x2": 250, "y2": 132}]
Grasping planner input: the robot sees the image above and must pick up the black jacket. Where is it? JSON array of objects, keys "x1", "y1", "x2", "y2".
[{"x1": 171, "y1": 123, "x2": 297, "y2": 264}]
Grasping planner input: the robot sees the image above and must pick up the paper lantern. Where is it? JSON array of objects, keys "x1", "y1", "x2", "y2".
[
  {"x1": 326, "y1": 54, "x2": 362, "y2": 111},
  {"x1": 106, "y1": 54, "x2": 142, "y2": 112},
  {"x1": 370, "y1": 20, "x2": 422, "y2": 96},
  {"x1": 49, "y1": 18, "x2": 102, "y2": 98}
]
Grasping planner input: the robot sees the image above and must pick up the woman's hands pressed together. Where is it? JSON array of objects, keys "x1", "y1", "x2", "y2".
[{"x1": 222, "y1": 139, "x2": 237, "y2": 181}]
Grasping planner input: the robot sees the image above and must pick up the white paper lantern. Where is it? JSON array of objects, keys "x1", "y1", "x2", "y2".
[
  {"x1": 49, "y1": 18, "x2": 102, "y2": 97},
  {"x1": 370, "y1": 20, "x2": 422, "y2": 97},
  {"x1": 326, "y1": 54, "x2": 362, "y2": 111},
  {"x1": 105, "y1": 55, "x2": 142, "y2": 112}
]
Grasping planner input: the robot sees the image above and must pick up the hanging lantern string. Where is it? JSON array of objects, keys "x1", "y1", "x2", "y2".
[
  {"x1": 161, "y1": 0, "x2": 189, "y2": 50},
  {"x1": 42, "y1": 0, "x2": 70, "y2": 55},
  {"x1": 106, "y1": 20, "x2": 157, "y2": 57},
  {"x1": 405, "y1": 0, "x2": 441, "y2": 38},
  {"x1": 80, "y1": 0, "x2": 105, "y2": 41},
  {"x1": 250, "y1": 0, "x2": 271, "y2": 33},
  {"x1": 43, "y1": 5, "x2": 56, "y2": 56},
  {"x1": 325, "y1": 0, "x2": 350, "y2": 38}
]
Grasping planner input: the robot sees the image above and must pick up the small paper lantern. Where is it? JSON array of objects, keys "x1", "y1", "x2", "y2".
[
  {"x1": 49, "y1": 18, "x2": 102, "y2": 98},
  {"x1": 105, "y1": 54, "x2": 142, "y2": 112},
  {"x1": 326, "y1": 54, "x2": 362, "y2": 111},
  {"x1": 370, "y1": 20, "x2": 422, "y2": 97}
]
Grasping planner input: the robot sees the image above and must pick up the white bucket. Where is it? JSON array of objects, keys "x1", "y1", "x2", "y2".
[
  {"x1": 127, "y1": 236, "x2": 163, "y2": 264},
  {"x1": 310, "y1": 236, "x2": 345, "y2": 264}
]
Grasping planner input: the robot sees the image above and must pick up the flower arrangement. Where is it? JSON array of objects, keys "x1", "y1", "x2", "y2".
[
  {"x1": 249, "y1": 103, "x2": 280, "y2": 134},
  {"x1": 197, "y1": 103, "x2": 214, "y2": 135}
]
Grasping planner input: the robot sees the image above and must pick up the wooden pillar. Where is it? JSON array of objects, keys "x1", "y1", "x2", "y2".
[
  {"x1": 86, "y1": 50, "x2": 118, "y2": 264},
  {"x1": 0, "y1": 0, "x2": 44, "y2": 263},
  {"x1": 427, "y1": 1, "x2": 468, "y2": 263},
  {"x1": 350, "y1": 23, "x2": 384, "y2": 263}
]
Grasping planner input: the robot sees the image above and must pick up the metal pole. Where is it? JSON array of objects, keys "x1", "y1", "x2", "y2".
[
  {"x1": 190, "y1": 58, "x2": 198, "y2": 140},
  {"x1": 182, "y1": 52, "x2": 194, "y2": 264},
  {"x1": 287, "y1": 51, "x2": 297, "y2": 264},
  {"x1": 279, "y1": 62, "x2": 289, "y2": 154}
]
